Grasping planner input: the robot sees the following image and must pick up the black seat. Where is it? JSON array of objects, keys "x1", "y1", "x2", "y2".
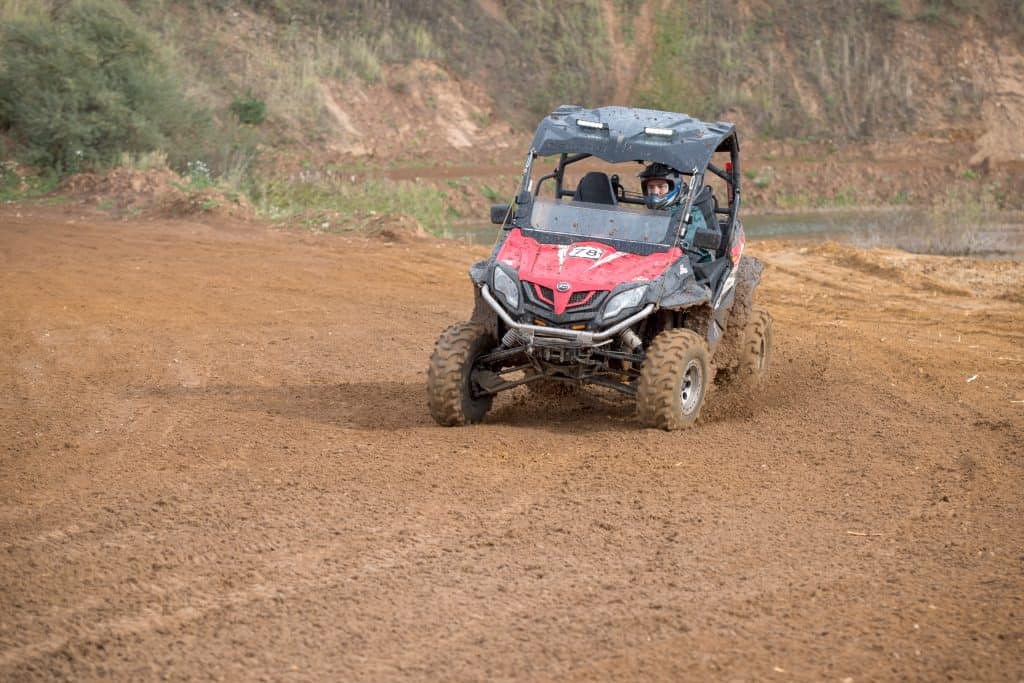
[
  {"x1": 573, "y1": 171, "x2": 618, "y2": 205},
  {"x1": 692, "y1": 185, "x2": 719, "y2": 229},
  {"x1": 691, "y1": 184, "x2": 726, "y2": 253}
]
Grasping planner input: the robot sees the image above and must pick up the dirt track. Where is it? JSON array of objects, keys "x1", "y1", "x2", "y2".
[{"x1": 1, "y1": 205, "x2": 1022, "y2": 681}]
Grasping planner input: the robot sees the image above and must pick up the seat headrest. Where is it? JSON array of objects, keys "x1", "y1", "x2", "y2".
[{"x1": 573, "y1": 172, "x2": 618, "y2": 206}]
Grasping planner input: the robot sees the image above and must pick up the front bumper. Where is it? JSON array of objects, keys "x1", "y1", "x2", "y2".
[{"x1": 480, "y1": 285, "x2": 654, "y2": 346}]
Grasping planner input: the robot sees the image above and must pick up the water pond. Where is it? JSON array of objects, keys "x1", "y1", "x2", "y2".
[{"x1": 441, "y1": 209, "x2": 1024, "y2": 259}]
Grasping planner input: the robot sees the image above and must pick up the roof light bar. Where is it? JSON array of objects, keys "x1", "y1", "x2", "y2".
[
  {"x1": 576, "y1": 119, "x2": 608, "y2": 130},
  {"x1": 644, "y1": 126, "x2": 674, "y2": 137}
]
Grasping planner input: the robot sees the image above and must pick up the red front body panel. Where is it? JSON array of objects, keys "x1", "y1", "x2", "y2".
[{"x1": 496, "y1": 229, "x2": 682, "y2": 315}]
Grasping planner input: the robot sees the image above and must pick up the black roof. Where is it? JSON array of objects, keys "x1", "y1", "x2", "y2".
[{"x1": 530, "y1": 105, "x2": 736, "y2": 174}]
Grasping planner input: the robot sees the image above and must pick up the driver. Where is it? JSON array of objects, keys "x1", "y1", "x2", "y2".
[
  {"x1": 638, "y1": 162, "x2": 683, "y2": 211},
  {"x1": 639, "y1": 162, "x2": 718, "y2": 260}
]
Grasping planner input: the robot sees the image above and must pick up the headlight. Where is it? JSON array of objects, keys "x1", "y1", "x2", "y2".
[
  {"x1": 603, "y1": 285, "x2": 648, "y2": 320},
  {"x1": 493, "y1": 267, "x2": 520, "y2": 309}
]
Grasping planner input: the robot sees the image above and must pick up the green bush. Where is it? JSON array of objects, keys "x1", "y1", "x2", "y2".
[
  {"x1": 869, "y1": 0, "x2": 905, "y2": 19},
  {"x1": 0, "y1": 0, "x2": 210, "y2": 174},
  {"x1": 229, "y1": 91, "x2": 267, "y2": 125},
  {"x1": 917, "y1": 0, "x2": 968, "y2": 23},
  {"x1": 0, "y1": 160, "x2": 21, "y2": 197},
  {"x1": 0, "y1": 160, "x2": 60, "y2": 201}
]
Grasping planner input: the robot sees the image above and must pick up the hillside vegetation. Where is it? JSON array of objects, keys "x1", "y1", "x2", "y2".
[
  {"x1": 639, "y1": 0, "x2": 1023, "y2": 138},
  {"x1": 1, "y1": 0, "x2": 1022, "y2": 219}
]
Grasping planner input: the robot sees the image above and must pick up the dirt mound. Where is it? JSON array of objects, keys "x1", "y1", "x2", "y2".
[
  {"x1": 813, "y1": 242, "x2": 1004, "y2": 296},
  {"x1": 60, "y1": 168, "x2": 253, "y2": 220},
  {"x1": 361, "y1": 212, "x2": 433, "y2": 242},
  {"x1": 61, "y1": 168, "x2": 182, "y2": 211},
  {"x1": 281, "y1": 210, "x2": 436, "y2": 242},
  {"x1": 156, "y1": 186, "x2": 253, "y2": 220}
]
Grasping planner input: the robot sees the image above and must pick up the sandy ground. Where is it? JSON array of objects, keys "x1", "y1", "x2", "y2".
[{"x1": 1, "y1": 205, "x2": 1022, "y2": 681}]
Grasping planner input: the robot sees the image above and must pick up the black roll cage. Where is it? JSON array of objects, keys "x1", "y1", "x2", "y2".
[{"x1": 526, "y1": 133, "x2": 741, "y2": 241}]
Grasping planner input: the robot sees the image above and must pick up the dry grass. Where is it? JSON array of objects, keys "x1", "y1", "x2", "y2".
[
  {"x1": 810, "y1": 30, "x2": 914, "y2": 137},
  {"x1": 251, "y1": 175, "x2": 451, "y2": 234},
  {"x1": 854, "y1": 188, "x2": 1010, "y2": 256},
  {"x1": 147, "y1": 8, "x2": 446, "y2": 139},
  {"x1": 0, "y1": 0, "x2": 48, "y2": 22}
]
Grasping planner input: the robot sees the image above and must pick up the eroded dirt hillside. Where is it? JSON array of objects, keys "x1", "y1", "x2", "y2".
[
  {"x1": 178, "y1": 1, "x2": 1024, "y2": 173},
  {"x1": 0, "y1": 206, "x2": 1022, "y2": 680}
]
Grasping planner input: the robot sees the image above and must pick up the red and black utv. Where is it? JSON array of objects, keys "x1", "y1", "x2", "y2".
[{"x1": 427, "y1": 105, "x2": 772, "y2": 429}]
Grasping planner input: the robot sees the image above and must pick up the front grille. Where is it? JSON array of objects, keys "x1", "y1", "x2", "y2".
[
  {"x1": 534, "y1": 284, "x2": 554, "y2": 304},
  {"x1": 521, "y1": 280, "x2": 609, "y2": 328},
  {"x1": 568, "y1": 291, "x2": 594, "y2": 306},
  {"x1": 530, "y1": 284, "x2": 594, "y2": 308}
]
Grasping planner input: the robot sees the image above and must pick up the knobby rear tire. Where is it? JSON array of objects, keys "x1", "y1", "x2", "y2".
[
  {"x1": 637, "y1": 328, "x2": 710, "y2": 430},
  {"x1": 712, "y1": 255, "x2": 763, "y2": 373},
  {"x1": 734, "y1": 307, "x2": 773, "y2": 385},
  {"x1": 426, "y1": 321, "x2": 495, "y2": 426}
]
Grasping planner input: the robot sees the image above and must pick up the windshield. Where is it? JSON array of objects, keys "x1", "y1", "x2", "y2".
[{"x1": 526, "y1": 198, "x2": 676, "y2": 246}]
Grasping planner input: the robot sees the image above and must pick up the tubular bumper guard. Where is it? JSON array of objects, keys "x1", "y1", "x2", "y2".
[{"x1": 481, "y1": 285, "x2": 655, "y2": 346}]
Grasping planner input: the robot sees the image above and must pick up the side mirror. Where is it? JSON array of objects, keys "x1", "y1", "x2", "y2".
[
  {"x1": 693, "y1": 227, "x2": 721, "y2": 251},
  {"x1": 490, "y1": 203, "x2": 511, "y2": 225}
]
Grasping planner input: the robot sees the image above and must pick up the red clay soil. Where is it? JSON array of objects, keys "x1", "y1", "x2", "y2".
[{"x1": 1, "y1": 205, "x2": 1022, "y2": 681}]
